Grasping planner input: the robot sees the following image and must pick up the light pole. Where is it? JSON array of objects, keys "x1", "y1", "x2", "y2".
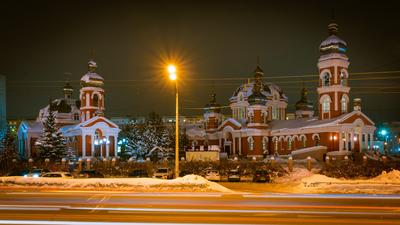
[{"x1": 168, "y1": 64, "x2": 179, "y2": 178}]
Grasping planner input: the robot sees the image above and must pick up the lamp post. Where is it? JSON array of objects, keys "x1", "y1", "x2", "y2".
[{"x1": 168, "y1": 64, "x2": 179, "y2": 178}]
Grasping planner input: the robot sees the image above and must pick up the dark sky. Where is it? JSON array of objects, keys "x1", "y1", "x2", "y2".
[{"x1": 1, "y1": 0, "x2": 400, "y2": 123}]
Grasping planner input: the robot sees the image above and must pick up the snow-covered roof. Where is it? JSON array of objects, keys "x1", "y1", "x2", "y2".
[
  {"x1": 78, "y1": 115, "x2": 119, "y2": 129},
  {"x1": 186, "y1": 126, "x2": 206, "y2": 138},
  {"x1": 230, "y1": 81, "x2": 288, "y2": 102},
  {"x1": 320, "y1": 35, "x2": 347, "y2": 48},
  {"x1": 80, "y1": 72, "x2": 104, "y2": 83},
  {"x1": 19, "y1": 121, "x2": 43, "y2": 133},
  {"x1": 270, "y1": 111, "x2": 374, "y2": 132}
]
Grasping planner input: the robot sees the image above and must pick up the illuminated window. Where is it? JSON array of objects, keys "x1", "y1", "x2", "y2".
[
  {"x1": 301, "y1": 136, "x2": 307, "y2": 147},
  {"x1": 322, "y1": 96, "x2": 331, "y2": 113},
  {"x1": 247, "y1": 136, "x2": 254, "y2": 151},
  {"x1": 262, "y1": 137, "x2": 268, "y2": 152},
  {"x1": 341, "y1": 96, "x2": 348, "y2": 113},
  {"x1": 340, "y1": 70, "x2": 347, "y2": 86},
  {"x1": 272, "y1": 107, "x2": 279, "y2": 120},
  {"x1": 287, "y1": 138, "x2": 292, "y2": 150},
  {"x1": 74, "y1": 113, "x2": 79, "y2": 121},
  {"x1": 323, "y1": 72, "x2": 330, "y2": 86}
]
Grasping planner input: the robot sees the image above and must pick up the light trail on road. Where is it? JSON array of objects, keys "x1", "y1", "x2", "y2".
[{"x1": 0, "y1": 191, "x2": 399, "y2": 224}]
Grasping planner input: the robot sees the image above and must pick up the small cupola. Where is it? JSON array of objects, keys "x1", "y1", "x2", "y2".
[{"x1": 80, "y1": 60, "x2": 104, "y2": 87}]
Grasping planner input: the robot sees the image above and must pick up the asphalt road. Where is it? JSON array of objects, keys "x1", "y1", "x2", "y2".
[{"x1": 0, "y1": 191, "x2": 399, "y2": 225}]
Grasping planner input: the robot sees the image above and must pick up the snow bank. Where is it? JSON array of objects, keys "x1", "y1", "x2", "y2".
[
  {"x1": 273, "y1": 168, "x2": 315, "y2": 184},
  {"x1": 299, "y1": 170, "x2": 400, "y2": 194},
  {"x1": 371, "y1": 170, "x2": 400, "y2": 183},
  {"x1": 0, "y1": 175, "x2": 232, "y2": 193}
]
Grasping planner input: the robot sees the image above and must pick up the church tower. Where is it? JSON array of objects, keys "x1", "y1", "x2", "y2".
[
  {"x1": 317, "y1": 20, "x2": 350, "y2": 120},
  {"x1": 79, "y1": 60, "x2": 105, "y2": 122},
  {"x1": 63, "y1": 82, "x2": 73, "y2": 99},
  {"x1": 204, "y1": 93, "x2": 223, "y2": 132},
  {"x1": 247, "y1": 66, "x2": 268, "y2": 128}
]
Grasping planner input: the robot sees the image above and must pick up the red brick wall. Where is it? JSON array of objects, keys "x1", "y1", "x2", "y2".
[{"x1": 85, "y1": 135, "x2": 91, "y2": 156}]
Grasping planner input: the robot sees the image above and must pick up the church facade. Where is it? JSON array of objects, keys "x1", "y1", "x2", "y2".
[
  {"x1": 18, "y1": 60, "x2": 119, "y2": 159},
  {"x1": 186, "y1": 21, "x2": 376, "y2": 159}
]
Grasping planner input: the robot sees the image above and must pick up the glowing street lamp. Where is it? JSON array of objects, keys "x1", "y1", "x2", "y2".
[{"x1": 168, "y1": 64, "x2": 179, "y2": 178}]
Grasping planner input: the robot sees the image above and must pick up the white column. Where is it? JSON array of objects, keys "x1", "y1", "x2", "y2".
[
  {"x1": 82, "y1": 133, "x2": 86, "y2": 157},
  {"x1": 106, "y1": 135, "x2": 110, "y2": 158},
  {"x1": 350, "y1": 133, "x2": 354, "y2": 150},
  {"x1": 114, "y1": 136, "x2": 117, "y2": 157},
  {"x1": 370, "y1": 133, "x2": 374, "y2": 150},
  {"x1": 339, "y1": 133, "x2": 343, "y2": 152},
  {"x1": 345, "y1": 132, "x2": 349, "y2": 151},
  {"x1": 86, "y1": 93, "x2": 90, "y2": 106}
]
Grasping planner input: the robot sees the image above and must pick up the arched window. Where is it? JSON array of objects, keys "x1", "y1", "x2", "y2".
[
  {"x1": 300, "y1": 135, "x2": 307, "y2": 148},
  {"x1": 340, "y1": 70, "x2": 347, "y2": 86},
  {"x1": 93, "y1": 94, "x2": 99, "y2": 107},
  {"x1": 247, "y1": 136, "x2": 254, "y2": 151},
  {"x1": 272, "y1": 107, "x2": 279, "y2": 120},
  {"x1": 287, "y1": 137, "x2": 292, "y2": 150},
  {"x1": 262, "y1": 137, "x2": 268, "y2": 152},
  {"x1": 341, "y1": 95, "x2": 348, "y2": 113},
  {"x1": 74, "y1": 113, "x2": 79, "y2": 121},
  {"x1": 322, "y1": 96, "x2": 331, "y2": 113},
  {"x1": 323, "y1": 72, "x2": 330, "y2": 86}
]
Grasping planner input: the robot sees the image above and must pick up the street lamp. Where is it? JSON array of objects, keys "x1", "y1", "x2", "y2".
[{"x1": 168, "y1": 64, "x2": 179, "y2": 178}]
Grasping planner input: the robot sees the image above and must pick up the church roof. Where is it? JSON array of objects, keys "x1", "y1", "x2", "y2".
[{"x1": 80, "y1": 60, "x2": 104, "y2": 87}]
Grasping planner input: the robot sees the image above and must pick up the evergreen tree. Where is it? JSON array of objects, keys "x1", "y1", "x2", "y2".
[
  {"x1": 0, "y1": 129, "x2": 19, "y2": 173},
  {"x1": 35, "y1": 108, "x2": 67, "y2": 162},
  {"x1": 120, "y1": 112, "x2": 176, "y2": 160}
]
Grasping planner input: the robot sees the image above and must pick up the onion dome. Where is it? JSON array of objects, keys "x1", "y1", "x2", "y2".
[
  {"x1": 295, "y1": 87, "x2": 313, "y2": 111},
  {"x1": 248, "y1": 66, "x2": 267, "y2": 105},
  {"x1": 319, "y1": 21, "x2": 347, "y2": 55},
  {"x1": 63, "y1": 81, "x2": 73, "y2": 98},
  {"x1": 80, "y1": 60, "x2": 104, "y2": 87},
  {"x1": 204, "y1": 93, "x2": 221, "y2": 113}
]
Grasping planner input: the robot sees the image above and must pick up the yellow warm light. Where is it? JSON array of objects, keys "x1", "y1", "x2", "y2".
[
  {"x1": 167, "y1": 64, "x2": 177, "y2": 81},
  {"x1": 169, "y1": 73, "x2": 177, "y2": 81},
  {"x1": 167, "y1": 65, "x2": 176, "y2": 74}
]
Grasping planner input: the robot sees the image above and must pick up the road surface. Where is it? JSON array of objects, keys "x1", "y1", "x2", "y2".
[{"x1": 0, "y1": 191, "x2": 399, "y2": 224}]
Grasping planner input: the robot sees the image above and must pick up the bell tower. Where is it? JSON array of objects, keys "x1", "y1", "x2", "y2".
[
  {"x1": 79, "y1": 60, "x2": 105, "y2": 122},
  {"x1": 317, "y1": 19, "x2": 350, "y2": 120},
  {"x1": 204, "y1": 93, "x2": 223, "y2": 132},
  {"x1": 247, "y1": 66, "x2": 268, "y2": 128}
]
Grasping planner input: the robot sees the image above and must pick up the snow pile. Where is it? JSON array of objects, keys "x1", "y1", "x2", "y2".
[
  {"x1": 274, "y1": 168, "x2": 315, "y2": 184},
  {"x1": 371, "y1": 170, "x2": 400, "y2": 183},
  {"x1": 0, "y1": 175, "x2": 232, "y2": 193},
  {"x1": 298, "y1": 170, "x2": 400, "y2": 194},
  {"x1": 301, "y1": 174, "x2": 341, "y2": 187}
]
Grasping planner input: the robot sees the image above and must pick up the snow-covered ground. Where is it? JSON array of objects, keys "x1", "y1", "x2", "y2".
[
  {"x1": 273, "y1": 167, "x2": 400, "y2": 194},
  {"x1": 0, "y1": 175, "x2": 232, "y2": 193}
]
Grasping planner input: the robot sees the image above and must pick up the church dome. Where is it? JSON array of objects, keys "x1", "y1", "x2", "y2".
[
  {"x1": 204, "y1": 93, "x2": 221, "y2": 113},
  {"x1": 80, "y1": 60, "x2": 104, "y2": 87},
  {"x1": 319, "y1": 22, "x2": 347, "y2": 55},
  {"x1": 295, "y1": 87, "x2": 313, "y2": 111},
  {"x1": 230, "y1": 66, "x2": 288, "y2": 104}
]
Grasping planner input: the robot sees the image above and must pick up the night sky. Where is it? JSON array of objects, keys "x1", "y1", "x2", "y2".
[{"x1": 1, "y1": 0, "x2": 399, "y2": 123}]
